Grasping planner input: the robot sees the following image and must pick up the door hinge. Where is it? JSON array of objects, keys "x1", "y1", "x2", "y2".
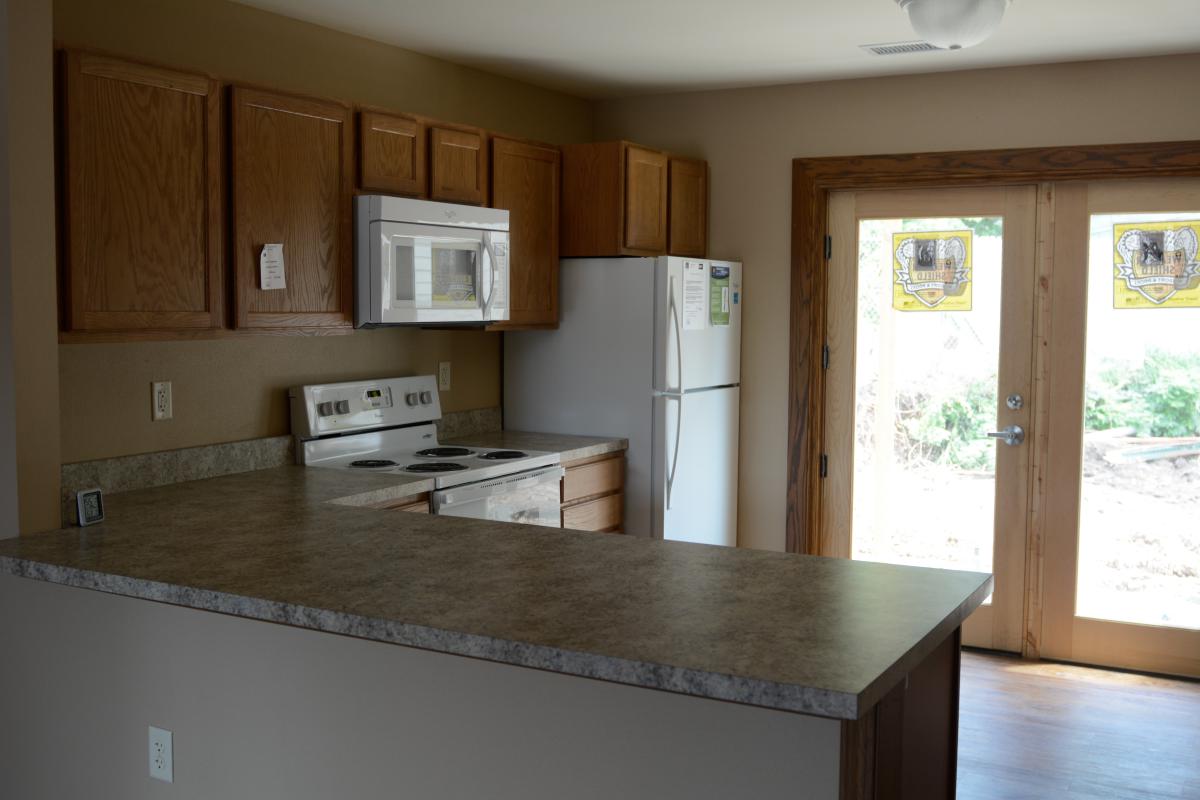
[
  {"x1": 819, "y1": 453, "x2": 828, "y2": 478},
  {"x1": 821, "y1": 344, "x2": 830, "y2": 370},
  {"x1": 824, "y1": 235, "x2": 832, "y2": 261}
]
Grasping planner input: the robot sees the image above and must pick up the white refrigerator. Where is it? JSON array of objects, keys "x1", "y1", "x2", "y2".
[{"x1": 504, "y1": 257, "x2": 742, "y2": 545}]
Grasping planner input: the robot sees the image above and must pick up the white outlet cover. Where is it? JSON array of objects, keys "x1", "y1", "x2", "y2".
[
  {"x1": 149, "y1": 725, "x2": 173, "y2": 783},
  {"x1": 438, "y1": 362, "x2": 451, "y2": 391},
  {"x1": 152, "y1": 381, "x2": 173, "y2": 422}
]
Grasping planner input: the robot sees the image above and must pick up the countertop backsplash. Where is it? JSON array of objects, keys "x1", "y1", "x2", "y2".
[{"x1": 58, "y1": 406, "x2": 502, "y2": 526}]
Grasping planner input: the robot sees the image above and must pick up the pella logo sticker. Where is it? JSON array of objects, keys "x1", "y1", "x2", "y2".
[
  {"x1": 1113, "y1": 222, "x2": 1200, "y2": 308},
  {"x1": 892, "y1": 231, "x2": 972, "y2": 312}
]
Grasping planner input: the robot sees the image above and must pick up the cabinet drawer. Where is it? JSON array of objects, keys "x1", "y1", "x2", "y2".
[
  {"x1": 562, "y1": 456, "x2": 624, "y2": 503},
  {"x1": 375, "y1": 494, "x2": 430, "y2": 513},
  {"x1": 562, "y1": 493, "x2": 623, "y2": 532}
]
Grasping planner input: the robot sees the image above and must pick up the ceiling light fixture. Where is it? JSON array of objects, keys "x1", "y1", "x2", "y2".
[{"x1": 895, "y1": 0, "x2": 1011, "y2": 50}]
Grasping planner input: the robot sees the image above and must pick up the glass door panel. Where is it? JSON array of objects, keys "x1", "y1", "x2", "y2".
[
  {"x1": 1079, "y1": 211, "x2": 1200, "y2": 631},
  {"x1": 852, "y1": 215, "x2": 1002, "y2": 578}
]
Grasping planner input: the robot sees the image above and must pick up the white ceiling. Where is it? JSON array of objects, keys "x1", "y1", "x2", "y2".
[{"x1": 235, "y1": 0, "x2": 1200, "y2": 98}]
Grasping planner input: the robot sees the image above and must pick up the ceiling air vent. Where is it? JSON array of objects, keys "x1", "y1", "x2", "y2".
[{"x1": 859, "y1": 40, "x2": 943, "y2": 56}]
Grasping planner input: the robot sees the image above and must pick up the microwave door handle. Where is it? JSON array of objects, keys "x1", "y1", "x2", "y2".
[{"x1": 481, "y1": 236, "x2": 497, "y2": 314}]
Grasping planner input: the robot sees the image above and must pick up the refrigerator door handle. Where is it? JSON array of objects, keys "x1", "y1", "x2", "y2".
[
  {"x1": 669, "y1": 274, "x2": 683, "y2": 393},
  {"x1": 667, "y1": 395, "x2": 682, "y2": 510}
]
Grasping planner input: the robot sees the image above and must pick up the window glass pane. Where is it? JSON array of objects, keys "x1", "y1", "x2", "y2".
[
  {"x1": 1078, "y1": 212, "x2": 1200, "y2": 630},
  {"x1": 852, "y1": 217, "x2": 1003, "y2": 578}
]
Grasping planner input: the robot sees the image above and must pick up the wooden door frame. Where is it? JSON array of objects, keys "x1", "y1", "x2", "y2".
[{"x1": 787, "y1": 140, "x2": 1200, "y2": 652}]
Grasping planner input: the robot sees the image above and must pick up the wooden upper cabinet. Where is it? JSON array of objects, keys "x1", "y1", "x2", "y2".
[
  {"x1": 622, "y1": 144, "x2": 668, "y2": 253},
  {"x1": 489, "y1": 136, "x2": 561, "y2": 329},
  {"x1": 359, "y1": 111, "x2": 427, "y2": 196},
  {"x1": 561, "y1": 141, "x2": 673, "y2": 257},
  {"x1": 60, "y1": 51, "x2": 224, "y2": 333},
  {"x1": 429, "y1": 124, "x2": 488, "y2": 204},
  {"x1": 231, "y1": 87, "x2": 353, "y2": 329},
  {"x1": 668, "y1": 157, "x2": 708, "y2": 257}
]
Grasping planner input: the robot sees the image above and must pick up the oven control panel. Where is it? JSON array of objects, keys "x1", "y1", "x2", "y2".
[{"x1": 289, "y1": 375, "x2": 441, "y2": 439}]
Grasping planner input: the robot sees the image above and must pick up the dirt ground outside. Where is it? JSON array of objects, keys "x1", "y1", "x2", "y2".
[{"x1": 852, "y1": 436, "x2": 1200, "y2": 631}]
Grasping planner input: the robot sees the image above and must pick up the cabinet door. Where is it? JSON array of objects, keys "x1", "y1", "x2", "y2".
[
  {"x1": 430, "y1": 125, "x2": 488, "y2": 205},
  {"x1": 61, "y1": 52, "x2": 223, "y2": 333},
  {"x1": 359, "y1": 111, "x2": 426, "y2": 196},
  {"x1": 231, "y1": 87, "x2": 353, "y2": 329},
  {"x1": 668, "y1": 157, "x2": 708, "y2": 257},
  {"x1": 490, "y1": 137, "x2": 560, "y2": 329},
  {"x1": 622, "y1": 144, "x2": 668, "y2": 253}
]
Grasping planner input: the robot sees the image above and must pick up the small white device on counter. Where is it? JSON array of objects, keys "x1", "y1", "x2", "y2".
[
  {"x1": 290, "y1": 375, "x2": 562, "y2": 527},
  {"x1": 505, "y1": 257, "x2": 742, "y2": 546},
  {"x1": 355, "y1": 196, "x2": 509, "y2": 327}
]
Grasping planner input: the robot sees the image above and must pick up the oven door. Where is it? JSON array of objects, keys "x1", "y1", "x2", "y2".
[
  {"x1": 365, "y1": 221, "x2": 508, "y2": 325},
  {"x1": 432, "y1": 466, "x2": 564, "y2": 527}
]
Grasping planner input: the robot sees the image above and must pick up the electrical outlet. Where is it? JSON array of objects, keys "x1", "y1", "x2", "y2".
[
  {"x1": 148, "y1": 726, "x2": 173, "y2": 783},
  {"x1": 438, "y1": 362, "x2": 451, "y2": 392},
  {"x1": 152, "y1": 381, "x2": 173, "y2": 421}
]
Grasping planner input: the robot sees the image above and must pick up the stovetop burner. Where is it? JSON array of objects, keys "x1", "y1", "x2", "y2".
[
  {"x1": 477, "y1": 450, "x2": 527, "y2": 461},
  {"x1": 349, "y1": 459, "x2": 399, "y2": 469},
  {"x1": 415, "y1": 447, "x2": 474, "y2": 458},
  {"x1": 403, "y1": 462, "x2": 469, "y2": 473}
]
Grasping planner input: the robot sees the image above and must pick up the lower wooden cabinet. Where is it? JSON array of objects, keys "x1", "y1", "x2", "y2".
[
  {"x1": 374, "y1": 494, "x2": 431, "y2": 514},
  {"x1": 560, "y1": 453, "x2": 625, "y2": 533}
]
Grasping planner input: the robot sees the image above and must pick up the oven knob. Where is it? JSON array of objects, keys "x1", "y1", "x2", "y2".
[
  {"x1": 334, "y1": 400, "x2": 351, "y2": 415},
  {"x1": 419, "y1": 391, "x2": 433, "y2": 405},
  {"x1": 405, "y1": 392, "x2": 419, "y2": 407},
  {"x1": 317, "y1": 401, "x2": 334, "y2": 417}
]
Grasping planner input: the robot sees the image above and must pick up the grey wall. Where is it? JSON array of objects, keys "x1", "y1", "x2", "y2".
[
  {"x1": 0, "y1": 575, "x2": 841, "y2": 799},
  {"x1": 0, "y1": 0, "x2": 19, "y2": 539}
]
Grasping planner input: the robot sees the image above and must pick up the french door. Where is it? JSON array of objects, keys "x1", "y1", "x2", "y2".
[
  {"x1": 1038, "y1": 179, "x2": 1200, "y2": 677},
  {"x1": 821, "y1": 179, "x2": 1200, "y2": 676},
  {"x1": 822, "y1": 186, "x2": 1036, "y2": 652}
]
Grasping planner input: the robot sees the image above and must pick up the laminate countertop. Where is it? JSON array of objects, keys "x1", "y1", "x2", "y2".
[{"x1": 0, "y1": 437, "x2": 990, "y2": 721}]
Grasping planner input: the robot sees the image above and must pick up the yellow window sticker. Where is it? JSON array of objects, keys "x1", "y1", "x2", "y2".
[
  {"x1": 1113, "y1": 220, "x2": 1200, "y2": 309},
  {"x1": 892, "y1": 230, "x2": 972, "y2": 312}
]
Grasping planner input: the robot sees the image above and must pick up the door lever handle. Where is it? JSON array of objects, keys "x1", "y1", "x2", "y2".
[{"x1": 986, "y1": 425, "x2": 1025, "y2": 447}]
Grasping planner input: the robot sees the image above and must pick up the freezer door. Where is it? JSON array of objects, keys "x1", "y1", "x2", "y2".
[
  {"x1": 654, "y1": 258, "x2": 742, "y2": 393},
  {"x1": 652, "y1": 387, "x2": 739, "y2": 546}
]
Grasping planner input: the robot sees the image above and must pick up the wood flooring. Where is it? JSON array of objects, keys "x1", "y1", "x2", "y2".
[{"x1": 958, "y1": 650, "x2": 1200, "y2": 799}]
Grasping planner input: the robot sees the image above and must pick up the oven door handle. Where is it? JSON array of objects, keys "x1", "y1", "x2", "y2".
[{"x1": 433, "y1": 466, "x2": 564, "y2": 509}]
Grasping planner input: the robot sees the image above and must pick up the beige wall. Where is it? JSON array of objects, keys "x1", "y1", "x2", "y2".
[
  {"x1": 595, "y1": 54, "x2": 1200, "y2": 552},
  {"x1": 45, "y1": 0, "x2": 594, "y2": 471},
  {"x1": 7, "y1": 0, "x2": 59, "y2": 534},
  {"x1": 1, "y1": 575, "x2": 839, "y2": 798}
]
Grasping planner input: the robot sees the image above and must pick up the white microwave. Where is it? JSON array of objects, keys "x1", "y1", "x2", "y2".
[{"x1": 355, "y1": 195, "x2": 509, "y2": 326}]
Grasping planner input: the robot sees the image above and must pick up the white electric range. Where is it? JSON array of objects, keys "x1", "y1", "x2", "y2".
[{"x1": 290, "y1": 375, "x2": 563, "y2": 527}]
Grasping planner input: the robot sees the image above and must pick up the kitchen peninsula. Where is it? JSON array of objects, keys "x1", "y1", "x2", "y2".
[{"x1": 0, "y1": 463, "x2": 989, "y2": 800}]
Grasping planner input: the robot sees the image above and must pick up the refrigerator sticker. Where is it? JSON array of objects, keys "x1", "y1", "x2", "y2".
[
  {"x1": 710, "y1": 265, "x2": 731, "y2": 326},
  {"x1": 1112, "y1": 220, "x2": 1200, "y2": 308},
  {"x1": 683, "y1": 261, "x2": 708, "y2": 330},
  {"x1": 892, "y1": 231, "x2": 972, "y2": 312}
]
